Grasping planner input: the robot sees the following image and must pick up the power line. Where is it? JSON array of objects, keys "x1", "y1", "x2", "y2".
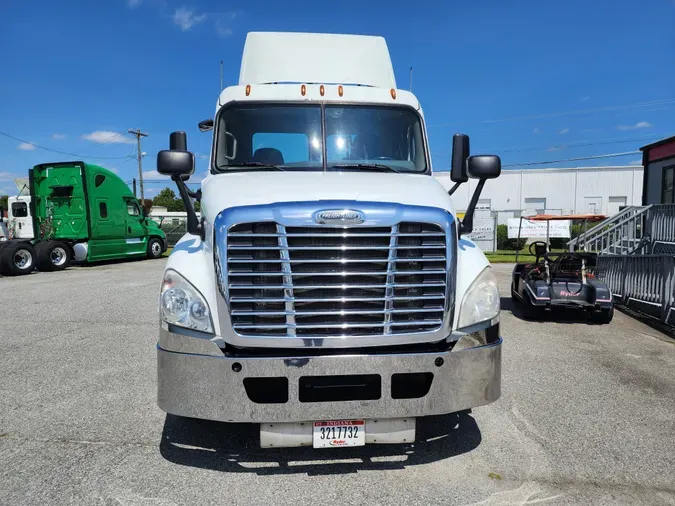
[
  {"x1": 492, "y1": 132, "x2": 671, "y2": 154},
  {"x1": 503, "y1": 151, "x2": 640, "y2": 168},
  {"x1": 0, "y1": 131, "x2": 131, "y2": 160},
  {"x1": 428, "y1": 98, "x2": 675, "y2": 127}
]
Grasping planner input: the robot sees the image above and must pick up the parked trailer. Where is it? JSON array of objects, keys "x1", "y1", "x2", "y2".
[{"x1": 0, "y1": 161, "x2": 167, "y2": 276}]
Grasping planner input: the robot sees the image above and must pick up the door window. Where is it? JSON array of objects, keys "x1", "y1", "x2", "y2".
[
  {"x1": 11, "y1": 202, "x2": 28, "y2": 217},
  {"x1": 127, "y1": 202, "x2": 141, "y2": 216}
]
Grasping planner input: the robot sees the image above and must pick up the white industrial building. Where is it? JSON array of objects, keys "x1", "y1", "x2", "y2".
[{"x1": 434, "y1": 165, "x2": 644, "y2": 223}]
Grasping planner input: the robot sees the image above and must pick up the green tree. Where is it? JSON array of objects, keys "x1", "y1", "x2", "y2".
[{"x1": 0, "y1": 195, "x2": 7, "y2": 211}]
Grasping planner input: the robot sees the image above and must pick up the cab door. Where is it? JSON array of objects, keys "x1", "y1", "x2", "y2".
[{"x1": 124, "y1": 199, "x2": 147, "y2": 256}]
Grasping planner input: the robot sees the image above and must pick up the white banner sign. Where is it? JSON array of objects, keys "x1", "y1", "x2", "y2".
[
  {"x1": 508, "y1": 218, "x2": 570, "y2": 238},
  {"x1": 467, "y1": 218, "x2": 494, "y2": 241}
]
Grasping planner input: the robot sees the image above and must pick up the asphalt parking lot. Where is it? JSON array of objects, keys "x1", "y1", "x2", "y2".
[{"x1": 1, "y1": 261, "x2": 675, "y2": 505}]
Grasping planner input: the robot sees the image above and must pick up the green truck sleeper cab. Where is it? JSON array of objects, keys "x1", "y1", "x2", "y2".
[{"x1": 0, "y1": 161, "x2": 166, "y2": 276}]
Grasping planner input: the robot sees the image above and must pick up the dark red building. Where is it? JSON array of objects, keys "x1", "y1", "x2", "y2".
[{"x1": 641, "y1": 135, "x2": 675, "y2": 204}]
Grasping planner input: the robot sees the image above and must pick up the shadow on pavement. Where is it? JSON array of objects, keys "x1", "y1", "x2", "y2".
[
  {"x1": 159, "y1": 411, "x2": 482, "y2": 475},
  {"x1": 501, "y1": 296, "x2": 609, "y2": 325}
]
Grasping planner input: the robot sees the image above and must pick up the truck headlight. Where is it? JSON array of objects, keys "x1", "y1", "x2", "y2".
[
  {"x1": 457, "y1": 266, "x2": 500, "y2": 329},
  {"x1": 160, "y1": 269, "x2": 214, "y2": 333}
]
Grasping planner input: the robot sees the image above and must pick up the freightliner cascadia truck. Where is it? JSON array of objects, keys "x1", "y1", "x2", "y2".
[
  {"x1": 156, "y1": 32, "x2": 502, "y2": 448},
  {"x1": 0, "y1": 161, "x2": 166, "y2": 275}
]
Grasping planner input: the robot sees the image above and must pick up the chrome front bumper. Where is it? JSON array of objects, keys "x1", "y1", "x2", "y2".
[{"x1": 157, "y1": 327, "x2": 502, "y2": 423}]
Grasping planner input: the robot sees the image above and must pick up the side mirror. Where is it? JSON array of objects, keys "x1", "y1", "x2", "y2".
[
  {"x1": 160, "y1": 131, "x2": 202, "y2": 238},
  {"x1": 450, "y1": 134, "x2": 470, "y2": 183},
  {"x1": 157, "y1": 150, "x2": 195, "y2": 177},
  {"x1": 198, "y1": 119, "x2": 214, "y2": 132},
  {"x1": 467, "y1": 155, "x2": 501, "y2": 180}
]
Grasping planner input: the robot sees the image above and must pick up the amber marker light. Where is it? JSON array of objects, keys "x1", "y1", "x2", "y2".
[
  {"x1": 245, "y1": 85, "x2": 251, "y2": 96},
  {"x1": 320, "y1": 85, "x2": 325, "y2": 96},
  {"x1": 338, "y1": 85, "x2": 344, "y2": 97},
  {"x1": 390, "y1": 88, "x2": 397, "y2": 100},
  {"x1": 301, "y1": 84, "x2": 307, "y2": 96}
]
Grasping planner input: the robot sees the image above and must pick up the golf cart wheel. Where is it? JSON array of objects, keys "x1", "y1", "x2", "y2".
[
  {"x1": 36, "y1": 241, "x2": 72, "y2": 271},
  {"x1": 0, "y1": 241, "x2": 36, "y2": 276},
  {"x1": 147, "y1": 237, "x2": 164, "y2": 259},
  {"x1": 592, "y1": 307, "x2": 614, "y2": 324}
]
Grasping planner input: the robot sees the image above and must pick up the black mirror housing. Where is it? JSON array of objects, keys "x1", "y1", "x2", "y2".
[
  {"x1": 450, "y1": 134, "x2": 470, "y2": 183},
  {"x1": 467, "y1": 155, "x2": 501, "y2": 180},
  {"x1": 157, "y1": 150, "x2": 195, "y2": 177},
  {"x1": 198, "y1": 119, "x2": 214, "y2": 132}
]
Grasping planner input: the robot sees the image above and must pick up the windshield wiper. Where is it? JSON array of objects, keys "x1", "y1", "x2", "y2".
[
  {"x1": 329, "y1": 163, "x2": 401, "y2": 173},
  {"x1": 221, "y1": 162, "x2": 286, "y2": 171}
]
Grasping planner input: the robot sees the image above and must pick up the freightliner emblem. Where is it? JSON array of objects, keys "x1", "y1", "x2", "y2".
[{"x1": 314, "y1": 209, "x2": 365, "y2": 225}]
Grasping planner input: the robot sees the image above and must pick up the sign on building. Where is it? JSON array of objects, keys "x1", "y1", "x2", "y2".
[{"x1": 508, "y1": 218, "x2": 570, "y2": 238}]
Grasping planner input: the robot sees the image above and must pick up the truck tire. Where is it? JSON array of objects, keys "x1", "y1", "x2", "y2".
[
  {"x1": 36, "y1": 241, "x2": 72, "y2": 271},
  {"x1": 0, "y1": 241, "x2": 36, "y2": 276},
  {"x1": 147, "y1": 237, "x2": 164, "y2": 259}
]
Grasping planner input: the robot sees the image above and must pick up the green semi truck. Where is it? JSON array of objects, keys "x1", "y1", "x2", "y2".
[{"x1": 0, "y1": 161, "x2": 167, "y2": 276}]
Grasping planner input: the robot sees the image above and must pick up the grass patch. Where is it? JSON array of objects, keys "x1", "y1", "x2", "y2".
[{"x1": 485, "y1": 249, "x2": 568, "y2": 263}]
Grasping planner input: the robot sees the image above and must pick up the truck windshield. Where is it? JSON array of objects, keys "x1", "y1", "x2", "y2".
[{"x1": 213, "y1": 103, "x2": 427, "y2": 173}]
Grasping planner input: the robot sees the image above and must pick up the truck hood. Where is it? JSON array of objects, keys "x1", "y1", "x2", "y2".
[{"x1": 200, "y1": 171, "x2": 455, "y2": 220}]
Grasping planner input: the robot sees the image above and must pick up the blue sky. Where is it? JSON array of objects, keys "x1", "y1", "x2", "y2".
[{"x1": 1, "y1": 0, "x2": 674, "y2": 197}]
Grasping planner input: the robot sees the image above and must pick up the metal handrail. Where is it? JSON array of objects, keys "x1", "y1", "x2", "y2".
[
  {"x1": 597, "y1": 254, "x2": 675, "y2": 324},
  {"x1": 572, "y1": 205, "x2": 650, "y2": 246}
]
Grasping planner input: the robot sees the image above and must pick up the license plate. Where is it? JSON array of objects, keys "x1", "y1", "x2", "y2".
[{"x1": 313, "y1": 420, "x2": 365, "y2": 448}]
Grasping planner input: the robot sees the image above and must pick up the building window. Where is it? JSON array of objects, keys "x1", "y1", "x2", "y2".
[
  {"x1": 524, "y1": 198, "x2": 546, "y2": 214},
  {"x1": 662, "y1": 166, "x2": 675, "y2": 204},
  {"x1": 99, "y1": 202, "x2": 108, "y2": 219}
]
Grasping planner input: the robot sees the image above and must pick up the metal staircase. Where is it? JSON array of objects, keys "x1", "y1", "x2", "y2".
[{"x1": 578, "y1": 204, "x2": 675, "y2": 325}]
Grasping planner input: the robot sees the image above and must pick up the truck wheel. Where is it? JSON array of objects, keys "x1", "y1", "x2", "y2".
[
  {"x1": 147, "y1": 237, "x2": 163, "y2": 259},
  {"x1": 0, "y1": 241, "x2": 36, "y2": 276},
  {"x1": 36, "y1": 241, "x2": 72, "y2": 271},
  {"x1": 592, "y1": 307, "x2": 614, "y2": 324}
]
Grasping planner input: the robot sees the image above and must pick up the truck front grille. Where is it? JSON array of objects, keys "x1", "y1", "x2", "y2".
[{"x1": 225, "y1": 222, "x2": 448, "y2": 338}]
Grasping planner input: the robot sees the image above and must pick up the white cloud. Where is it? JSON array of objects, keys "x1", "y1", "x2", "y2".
[
  {"x1": 580, "y1": 96, "x2": 590, "y2": 102},
  {"x1": 109, "y1": 168, "x2": 120, "y2": 174},
  {"x1": 142, "y1": 170, "x2": 170, "y2": 180},
  {"x1": 628, "y1": 159, "x2": 643, "y2": 166},
  {"x1": 18, "y1": 142, "x2": 36, "y2": 151},
  {"x1": 51, "y1": 133, "x2": 66, "y2": 140},
  {"x1": 618, "y1": 121, "x2": 652, "y2": 131},
  {"x1": 0, "y1": 171, "x2": 18, "y2": 180},
  {"x1": 173, "y1": 7, "x2": 207, "y2": 31},
  {"x1": 532, "y1": 127, "x2": 540, "y2": 135},
  {"x1": 81, "y1": 130, "x2": 135, "y2": 145},
  {"x1": 558, "y1": 128, "x2": 570, "y2": 135},
  {"x1": 127, "y1": 0, "x2": 141, "y2": 7},
  {"x1": 215, "y1": 19, "x2": 233, "y2": 37}
]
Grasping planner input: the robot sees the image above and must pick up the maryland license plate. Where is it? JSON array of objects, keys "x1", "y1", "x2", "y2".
[{"x1": 313, "y1": 420, "x2": 365, "y2": 448}]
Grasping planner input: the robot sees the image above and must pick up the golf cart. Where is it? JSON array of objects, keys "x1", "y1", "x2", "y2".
[{"x1": 510, "y1": 214, "x2": 614, "y2": 323}]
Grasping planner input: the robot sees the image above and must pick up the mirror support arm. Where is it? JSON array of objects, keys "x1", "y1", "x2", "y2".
[
  {"x1": 447, "y1": 181, "x2": 462, "y2": 197},
  {"x1": 460, "y1": 179, "x2": 487, "y2": 236},
  {"x1": 172, "y1": 176, "x2": 202, "y2": 238}
]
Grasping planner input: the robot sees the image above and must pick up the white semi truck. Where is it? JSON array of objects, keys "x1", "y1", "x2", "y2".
[{"x1": 156, "y1": 32, "x2": 503, "y2": 448}]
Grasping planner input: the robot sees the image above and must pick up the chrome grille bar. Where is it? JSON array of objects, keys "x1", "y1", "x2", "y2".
[{"x1": 224, "y1": 219, "x2": 448, "y2": 339}]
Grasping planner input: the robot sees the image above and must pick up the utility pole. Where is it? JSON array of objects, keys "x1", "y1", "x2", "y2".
[{"x1": 128, "y1": 128, "x2": 149, "y2": 203}]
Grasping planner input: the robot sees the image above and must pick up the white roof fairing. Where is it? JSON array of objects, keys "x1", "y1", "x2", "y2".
[{"x1": 239, "y1": 32, "x2": 397, "y2": 89}]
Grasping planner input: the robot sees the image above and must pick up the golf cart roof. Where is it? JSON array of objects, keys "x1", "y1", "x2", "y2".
[{"x1": 526, "y1": 213, "x2": 607, "y2": 222}]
